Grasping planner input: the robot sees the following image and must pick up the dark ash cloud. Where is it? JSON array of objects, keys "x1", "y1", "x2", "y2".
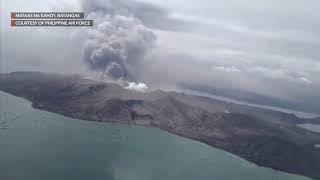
[{"x1": 82, "y1": 0, "x2": 157, "y2": 81}]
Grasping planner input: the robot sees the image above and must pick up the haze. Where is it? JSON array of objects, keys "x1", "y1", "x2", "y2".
[{"x1": 1, "y1": 0, "x2": 320, "y2": 109}]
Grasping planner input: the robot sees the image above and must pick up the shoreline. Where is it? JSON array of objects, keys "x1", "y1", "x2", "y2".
[
  {"x1": 1, "y1": 72, "x2": 320, "y2": 180},
  {"x1": 1, "y1": 91, "x2": 314, "y2": 180}
]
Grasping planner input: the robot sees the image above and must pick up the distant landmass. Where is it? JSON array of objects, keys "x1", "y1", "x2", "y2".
[
  {"x1": 1, "y1": 72, "x2": 320, "y2": 180},
  {"x1": 180, "y1": 83, "x2": 320, "y2": 115}
]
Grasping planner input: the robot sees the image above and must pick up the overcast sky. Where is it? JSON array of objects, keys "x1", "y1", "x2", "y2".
[{"x1": 1, "y1": 0, "x2": 320, "y2": 105}]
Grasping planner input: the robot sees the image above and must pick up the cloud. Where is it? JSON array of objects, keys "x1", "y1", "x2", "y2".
[
  {"x1": 298, "y1": 77, "x2": 312, "y2": 85},
  {"x1": 212, "y1": 65, "x2": 241, "y2": 73},
  {"x1": 81, "y1": 0, "x2": 157, "y2": 81},
  {"x1": 170, "y1": 12, "x2": 318, "y2": 44},
  {"x1": 125, "y1": 82, "x2": 148, "y2": 92},
  {"x1": 81, "y1": 0, "x2": 187, "y2": 31},
  {"x1": 248, "y1": 66, "x2": 312, "y2": 85},
  {"x1": 2, "y1": 0, "x2": 320, "y2": 107}
]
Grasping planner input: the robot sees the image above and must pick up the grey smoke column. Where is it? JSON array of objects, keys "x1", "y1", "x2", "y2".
[{"x1": 82, "y1": 0, "x2": 156, "y2": 81}]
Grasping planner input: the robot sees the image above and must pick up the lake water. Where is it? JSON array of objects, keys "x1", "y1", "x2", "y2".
[
  {"x1": 297, "y1": 124, "x2": 320, "y2": 133},
  {"x1": 0, "y1": 92, "x2": 313, "y2": 180},
  {"x1": 180, "y1": 89, "x2": 320, "y2": 119}
]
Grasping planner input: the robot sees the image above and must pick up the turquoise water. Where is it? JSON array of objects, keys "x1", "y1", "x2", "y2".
[{"x1": 0, "y1": 92, "x2": 312, "y2": 180}]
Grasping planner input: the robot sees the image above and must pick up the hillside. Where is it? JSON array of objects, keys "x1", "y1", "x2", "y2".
[{"x1": 1, "y1": 72, "x2": 320, "y2": 179}]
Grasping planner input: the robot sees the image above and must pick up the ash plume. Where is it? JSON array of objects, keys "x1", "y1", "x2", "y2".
[{"x1": 82, "y1": 0, "x2": 156, "y2": 82}]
